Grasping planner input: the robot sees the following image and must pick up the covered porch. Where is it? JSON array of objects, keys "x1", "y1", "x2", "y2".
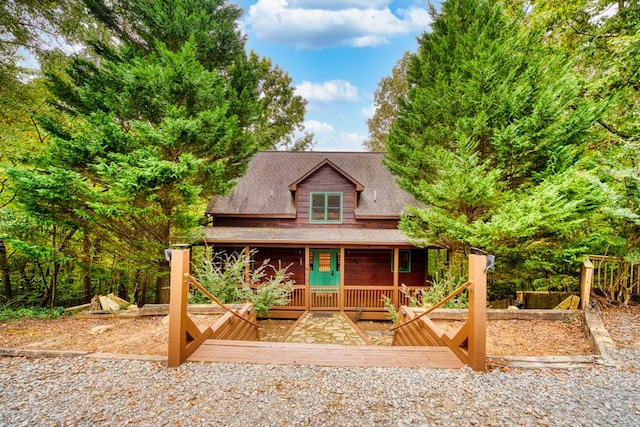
[{"x1": 203, "y1": 226, "x2": 451, "y2": 319}]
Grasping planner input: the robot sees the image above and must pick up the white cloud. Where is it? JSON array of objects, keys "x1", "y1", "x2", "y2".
[
  {"x1": 296, "y1": 80, "x2": 360, "y2": 103},
  {"x1": 245, "y1": 0, "x2": 431, "y2": 48},
  {"x1": 289, "y1": 1, "x2": 390, "y2": 10},
  {"x1": 360, "y1": 103, "x2": 376, "y2": 120},
  {"x1": 304, "y1": 120, "x2": 366, "y2": 151}
]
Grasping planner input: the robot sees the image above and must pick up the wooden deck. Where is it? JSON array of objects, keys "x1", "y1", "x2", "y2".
[{"x1": 187, "y1": 340, "x2": 465, "y2": 368}]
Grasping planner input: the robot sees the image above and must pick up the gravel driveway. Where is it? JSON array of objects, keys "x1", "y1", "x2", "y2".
[{"x1": 1, "y1": 348, "x2": 639, "y2": 426}]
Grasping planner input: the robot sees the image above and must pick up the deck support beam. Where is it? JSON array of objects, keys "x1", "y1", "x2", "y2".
[{"x1": 467, "y1": 254, "x2": 487, "y2": 372}]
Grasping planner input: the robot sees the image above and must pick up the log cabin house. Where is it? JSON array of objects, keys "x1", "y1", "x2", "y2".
[{"x1": 202, "y1": 151, "x2": 447, "y2": 319}]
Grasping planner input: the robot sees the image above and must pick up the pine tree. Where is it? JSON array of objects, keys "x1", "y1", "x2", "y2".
[
  {"x1": 8, "y1": 1, "x2": 265, "y2": 303},
  {"x1": 385, "y1": 0, "x2": 607, "y2": 282}
]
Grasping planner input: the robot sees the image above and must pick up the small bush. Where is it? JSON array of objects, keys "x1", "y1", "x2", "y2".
[
  {"x1": 403, "y1": 277, "x2": 468, "y2": 309},
  {"x1": 382, "y1": 295, "x2": 398, "y2": 323},
  {"x1": 192, "y1": 249, "x2": 294, "y2": 317}
]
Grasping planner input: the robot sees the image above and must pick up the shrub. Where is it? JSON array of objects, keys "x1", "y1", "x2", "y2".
[
  {"x1": 192, "y1": 249, "x2": 293, "y2": 317},
  {"x1": 383, "y1": 277, "x2": 468, "y2": 322}
]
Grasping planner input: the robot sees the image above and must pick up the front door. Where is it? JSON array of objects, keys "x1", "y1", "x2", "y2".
[
  {"x1": 310, "y1": 249, "x2": 340, "y2": 286},
  {"x1": 309, "y1": 249, "x2": 340, "y2": 310}
]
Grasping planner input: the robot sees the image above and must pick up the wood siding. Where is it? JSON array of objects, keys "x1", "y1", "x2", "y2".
[
  {"x1": 296, "y1": 164, "x2": 357, "y2": 226},
  {"x1": 253, "y1": 247, "x2": 306, "y2": 285},
  {"x1": 399, "y1": 249, "x2": 427, "y2": 287},
  {"x1": 344, "y1": 249, "x2": 393, "y2": 285},
  {"x1": 212, "y1": 216, "x2": 400, "y2": 229}
]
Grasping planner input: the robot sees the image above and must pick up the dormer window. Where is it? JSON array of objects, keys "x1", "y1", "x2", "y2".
[{"x1": 310, "y1": 192, "x2": 342, "y2": 223}]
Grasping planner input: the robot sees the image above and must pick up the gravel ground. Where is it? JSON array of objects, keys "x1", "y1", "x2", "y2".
[{"x1": 0, "y1": 350, "x2": 639, "y2": 427}]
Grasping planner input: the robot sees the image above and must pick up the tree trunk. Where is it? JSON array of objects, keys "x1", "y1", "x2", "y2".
[
  {"x1": 156, "y1": 270, "x2": 170, "y2": 304},
  {"x1": 50, "y1": 260, "x2": 59, "y2": 308},
  {"x1": 82, "y1": 228, "x2": 92, "y2": 303},
  {"x1": 0, "y1": 239, "x2": 12, "y2": 301}
]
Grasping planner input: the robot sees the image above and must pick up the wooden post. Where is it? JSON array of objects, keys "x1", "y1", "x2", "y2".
[
  {"x1": 304, "y1": 246, "x2": 310, "y2": 310},
  {"x1": 244, "y1": 246, "x2": 251, "y2": 285},
  {"x1": 392, "y1": 248, "x2": 400, "y2": 307},
  {"x1": 339, "y1": 247, "x2": 345, "y2": 310},
  {"x1": 467, "y1": 254, "x2": 486, "y2": 372},
  {"x1": 580, "y1": 259, "x2": 594, "y2": 310},
  {"x1": 168, "y1": 248, "x2": 191, "y2": 367}
]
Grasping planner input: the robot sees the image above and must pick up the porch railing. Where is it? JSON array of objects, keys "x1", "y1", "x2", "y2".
[{"x1": 269, "y1": 285, "x2": 443, "y2": 314}]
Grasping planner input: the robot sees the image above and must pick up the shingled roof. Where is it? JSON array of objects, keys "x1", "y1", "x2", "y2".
[{"x1": 205, "y1": 151, "x2": 418, "y2": 217}]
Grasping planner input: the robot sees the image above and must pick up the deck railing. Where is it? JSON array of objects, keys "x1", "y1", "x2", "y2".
[
  {"x1": 167, "y1": 248, "x2": 260, "y2": 367},
  {"x1": 391, "y1": 254, "x2": 487, "y2": 372}
]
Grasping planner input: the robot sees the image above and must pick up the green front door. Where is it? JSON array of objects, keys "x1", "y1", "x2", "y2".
[{"x1": 310, "y1": 249, "x2": 340, "y2": 286}]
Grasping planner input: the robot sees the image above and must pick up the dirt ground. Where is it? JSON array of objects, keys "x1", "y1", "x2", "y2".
[{"x1": 1, "y1": 303, "x2": 638, "y2": 357}]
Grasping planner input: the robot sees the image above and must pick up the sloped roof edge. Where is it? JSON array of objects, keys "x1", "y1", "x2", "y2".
[{"x1": 288, "y1": 158, "x2": 364, "y2": 192}]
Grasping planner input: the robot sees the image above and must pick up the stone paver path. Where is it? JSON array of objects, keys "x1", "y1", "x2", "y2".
[{"x1": 285, "y1": 312, "x2": 367, "y2": 345}]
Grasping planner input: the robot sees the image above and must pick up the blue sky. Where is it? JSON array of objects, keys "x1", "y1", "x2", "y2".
[{"x1": 234, "y1": 0, "x2": 437, "y2": 151}]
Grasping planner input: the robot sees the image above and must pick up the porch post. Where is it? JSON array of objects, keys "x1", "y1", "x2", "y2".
[
  {"x1": 392, "y1": 248, "x2": 400, "y2": 307},
  {"x1": 304, "y1": 246, "x2": 310, "y2": 310},
  {"x1": 339, "y1": 247, "x2": 345, "y2": 310},
  {"x1": 244, "y1": 246, "x2": 251, "y2": 285}
]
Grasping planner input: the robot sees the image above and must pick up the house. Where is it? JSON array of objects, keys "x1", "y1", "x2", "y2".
[{"x1": 202, "y1": 151, "x2": 445, "y2": 319}]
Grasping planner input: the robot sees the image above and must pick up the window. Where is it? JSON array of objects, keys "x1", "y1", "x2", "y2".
[
  {"x1": 391, "y1": 250, "x2": 411, "y2": 273},
  {"x1": 310, "y1": 192, "x2": 342, "y2": 223},
  {"x1": 318, "y1": 252, "x2": 332, "y2": 272}
]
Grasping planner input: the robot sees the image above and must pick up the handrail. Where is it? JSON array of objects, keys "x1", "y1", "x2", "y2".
[
  {"x1": 390, "y1": 280, "x2": 472, "y2": 331},
  {"x1": 184, "y1": 273, "x2": 261, "y2": 328}
]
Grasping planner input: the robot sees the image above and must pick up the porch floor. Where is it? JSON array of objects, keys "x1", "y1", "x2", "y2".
[{"x1": 187, "y1": 340, "x2": 465, "y2": 368}]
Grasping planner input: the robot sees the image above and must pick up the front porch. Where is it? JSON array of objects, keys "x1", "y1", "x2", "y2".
[{"x1": 210, "y1": 245, "x2": 461, "y2": 320}]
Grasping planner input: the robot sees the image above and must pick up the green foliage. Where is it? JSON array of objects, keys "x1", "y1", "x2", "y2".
[
  {"x1": 382, "y1": 278, "x2": 468, "y2": 322},
  {"x1": 403, "y1": 280, "x2": 468, "y2": 310},
  {"x1": 385, "y1": 0, "x2": 607, "y2": 282},
  {"x1": 191, "y1": 250, "x2": 247, "y2": 304},
  {"x1": 192, "y1": 249, "x2": 294, "y2": 317},
  {"x1": 365, "y1": 51, "x2": 411, "y2": 151},
  {"x1": 381, "y1": 295, "x2": 398, "y2": 323},
  {"x1": 0, "y1": 306, "x2": 65, "y2": 321}
]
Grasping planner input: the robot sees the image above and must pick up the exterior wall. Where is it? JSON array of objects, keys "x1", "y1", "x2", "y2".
[
  {"x1": 344, "y1": 248, "x2": 427, "y2": 287},
  {"x1": 212, "y1": 216, "x2": 399, "y2": 229},
  {"x1": 344, "y1": 249, "x2": 394, "y2": 285},
  {"x1": 295, "y1": 164, "x2": 357, "y2": 226},
  {"x1": 399, "y1": 249, "x2": 428, "y2": 287},
  {"x1": 252, "y1": 247, "x2": 306, "y2": 285}
]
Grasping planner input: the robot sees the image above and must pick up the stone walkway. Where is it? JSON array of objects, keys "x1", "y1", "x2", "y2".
[{"x1": 285, "y1": 312, "x2": 368, "y2": 345}]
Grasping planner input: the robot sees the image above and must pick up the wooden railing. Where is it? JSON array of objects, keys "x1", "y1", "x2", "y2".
[
  {"x1": 391, "y1": 254, "x2": 487, "y2": 372},
  {"x1": 343, "y1": 286, "x2": 393, "y2": 311},
  {"x1": 589, "y1": 255, "x2": 639, "y2": 305},
  {"x1": 167, "y1": 248, "x2": 260, "y2": 367}
]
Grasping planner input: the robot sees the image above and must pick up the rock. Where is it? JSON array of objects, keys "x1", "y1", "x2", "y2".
[{"x1": 90, "y1": 325, "x2": 114, "y2": 335}]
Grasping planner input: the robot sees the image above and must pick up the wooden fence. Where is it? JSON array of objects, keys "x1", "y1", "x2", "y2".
[
  {"x1": 391, "y1": 254, "x2": 487, "y2": 372},
  {"x1": 581, "y1": 255, "x2": 640, "y2": 306}
]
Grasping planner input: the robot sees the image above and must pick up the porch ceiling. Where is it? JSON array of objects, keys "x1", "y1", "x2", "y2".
[{"x1": 202, "y1": 226, "x2": 415, "y2": 247}]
